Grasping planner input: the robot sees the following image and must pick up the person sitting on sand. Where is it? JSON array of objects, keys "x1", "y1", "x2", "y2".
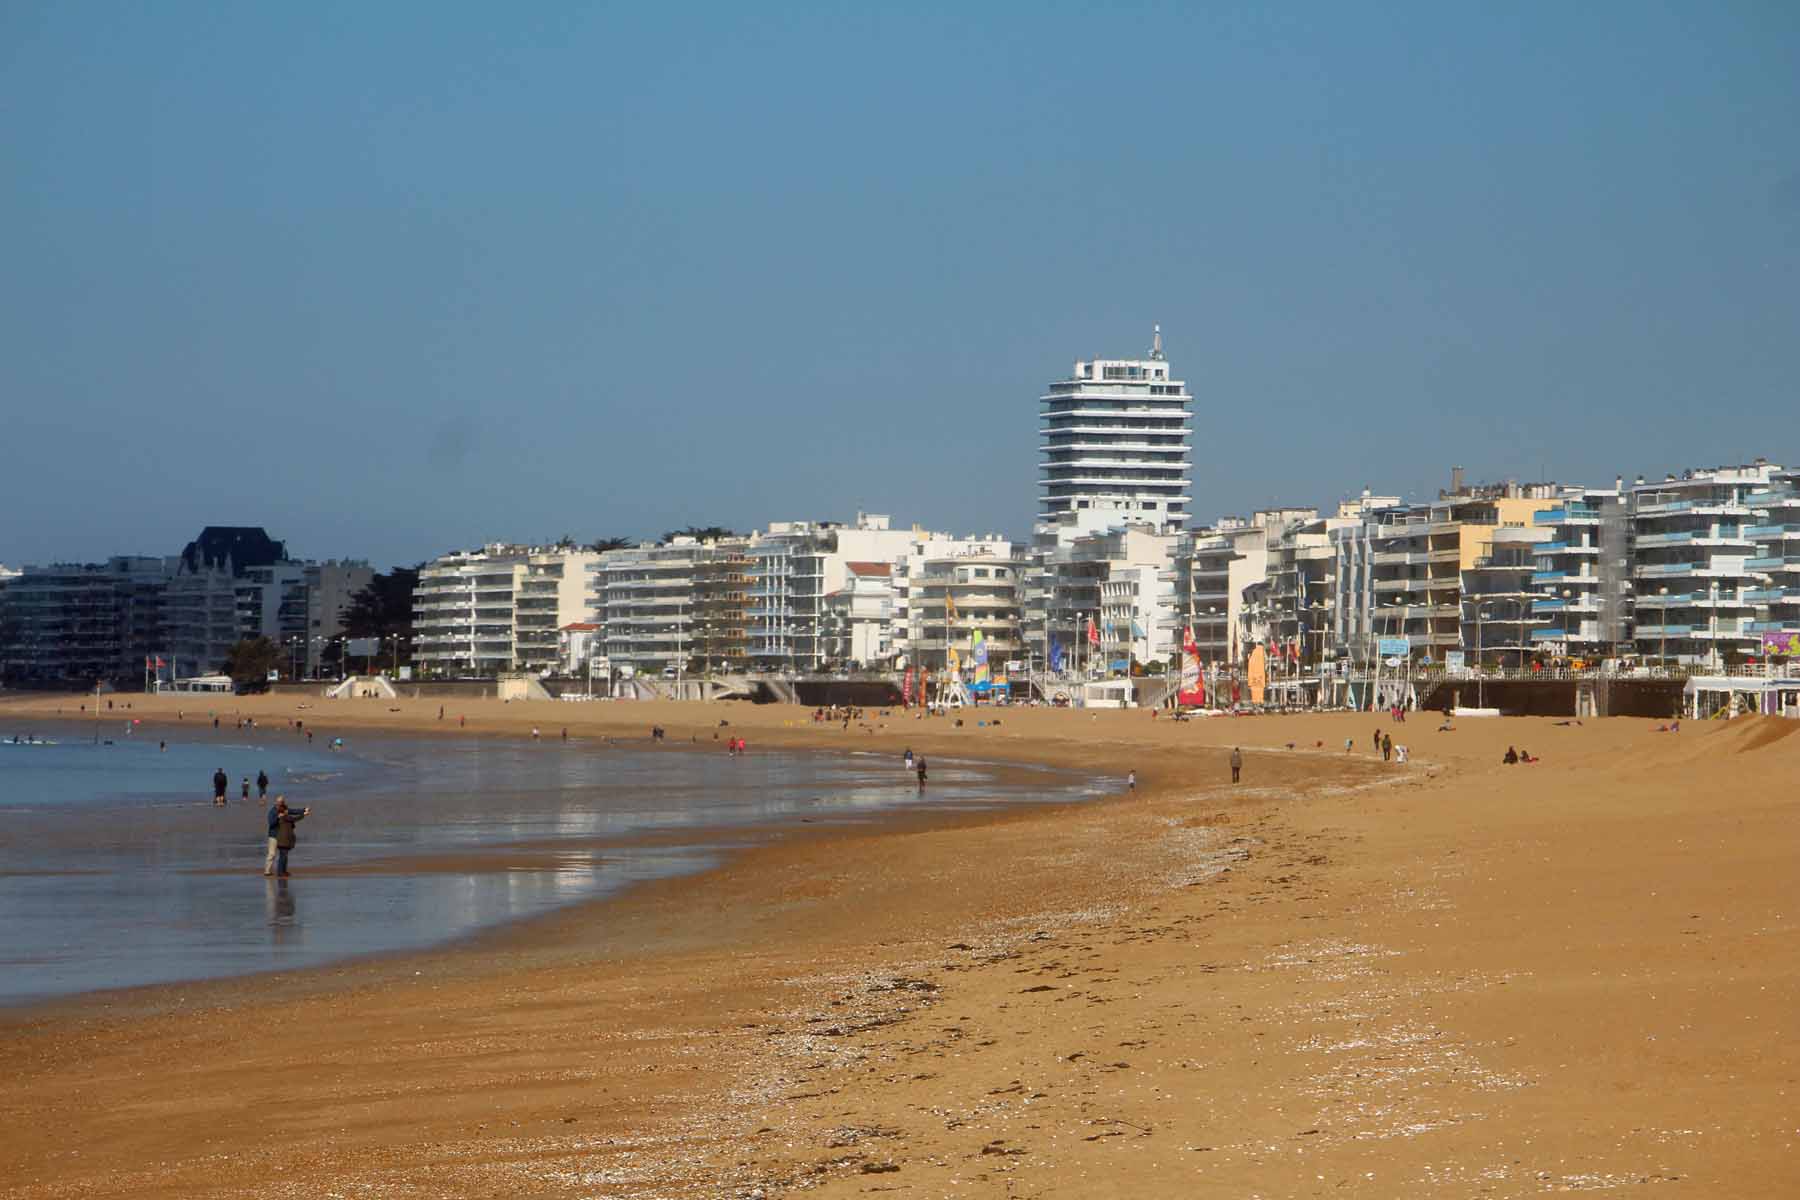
[
  {"x1": 1503, "y1": 746, "x2": 1518, "y2": 764},
  {"x1": 1519, "y1": 749, "x2": 1538, "y2": 764}
]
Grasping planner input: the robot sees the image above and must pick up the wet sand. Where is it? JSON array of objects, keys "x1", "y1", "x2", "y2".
[{"x1": 0, "y1": 691, "x2": 1796, "y2": 1197}]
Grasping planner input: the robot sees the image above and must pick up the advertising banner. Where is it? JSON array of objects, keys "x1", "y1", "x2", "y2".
[
  {"x1": 1247, "y1": 644, "x2": 1268, "y2": 705},
  {"x1": 1761, "y1": 630, "x2": 1800, "y2": 658},
  {"x1": 1177, "y1": 626, "x2": 1206, "y2": 707},
  {"x1": 1377, "y1": 637, "x2": 1410, "y2": 658}
]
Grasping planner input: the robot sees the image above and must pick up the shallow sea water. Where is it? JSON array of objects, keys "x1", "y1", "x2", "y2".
[{"x1": 0, "y1": 718, "x2": 1103, "y2": 1003}]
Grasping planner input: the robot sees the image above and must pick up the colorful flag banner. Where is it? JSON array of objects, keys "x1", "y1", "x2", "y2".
[{"x1": 1178, "y1": 626, "x2": 1205, "y2": 707}]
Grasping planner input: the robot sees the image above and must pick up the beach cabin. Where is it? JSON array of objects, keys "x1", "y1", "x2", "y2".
[{"x1": 163, "y1": 674, "x2": 233, "y2": 693}]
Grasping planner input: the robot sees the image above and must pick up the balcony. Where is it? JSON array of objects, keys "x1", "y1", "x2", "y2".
[
  {"x1": 1635, "y1": 562, "x2": 1697, "y2": 578},
  {"x1": 1747, "y1": 555, "x2": 1800, "y2": 571},
  {"x1": 1634, "y1": 499, "x2": 1696, "y2": 516}
]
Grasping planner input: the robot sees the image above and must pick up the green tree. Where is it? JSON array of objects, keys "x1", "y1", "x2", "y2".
[
  {"x1": 224, "y1": 636, "x2": 282, "y2": 686},
  {"x1": 588, "y1": 536, "x2": 635, "y2": 552},
  {"x1": 343, "y1": 566, "x2": 420, "y2": 643}
]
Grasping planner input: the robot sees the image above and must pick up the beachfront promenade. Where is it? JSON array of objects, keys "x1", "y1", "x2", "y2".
[{"x1": 1, "y1": 691, "x2": 1796, "y2": 1198}]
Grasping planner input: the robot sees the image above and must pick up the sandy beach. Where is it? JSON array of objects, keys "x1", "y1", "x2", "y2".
[{"x1": 0, "y1": 690, "x2": 1795, "y2": 1198}]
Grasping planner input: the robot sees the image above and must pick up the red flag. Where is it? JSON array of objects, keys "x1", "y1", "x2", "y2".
[
  {"x1": 1087, "y1": 615, "x2": 1100, "y2": 646},
  {"x1": 156, "y1": 657, "x2": 166, "y2": 669}
]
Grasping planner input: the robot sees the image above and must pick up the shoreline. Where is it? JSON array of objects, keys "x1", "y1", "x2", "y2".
[
  {"x1": 0, "y1": 701, "x2": 1115, "y2": 1017},
  {"x1": 2, "y1": 693, "x2": 1796, "y2": 1196}
]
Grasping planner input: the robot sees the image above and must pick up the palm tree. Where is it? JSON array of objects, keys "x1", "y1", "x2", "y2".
[
  {"x1": 588, "y1": 536, "x2": 635, "y2": 552},
  {"x1": 661, "y1": 525, "x2": 736, "y2": 544}
]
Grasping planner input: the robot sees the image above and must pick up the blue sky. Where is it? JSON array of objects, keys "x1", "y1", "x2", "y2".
[{"x1": 3, "y1": 1, "x2": 1796, "y2": 570}]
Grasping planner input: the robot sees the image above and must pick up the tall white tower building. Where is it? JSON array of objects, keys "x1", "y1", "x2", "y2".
[{"x1": 1038, "y1": 326, "x2": 1191, "y2": 530}]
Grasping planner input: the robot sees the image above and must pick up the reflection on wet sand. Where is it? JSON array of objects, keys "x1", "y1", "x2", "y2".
[
  {"x1": 264, "y1": 876, "x2": 298, "y2": 944},
  {"x1": 0, "y1": 721, "x2": 1104, "y2": 1003}
]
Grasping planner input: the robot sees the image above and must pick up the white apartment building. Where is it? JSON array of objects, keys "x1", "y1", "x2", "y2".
[
  {"x1": 1038, "y1": 327, "x2": 1191, "y2": 530},
  {"x1": 1468, "y1": 525, "x2": 1551, "y2": 666},
  {"x1": 745, "y1": 514, "x2": 918, "y2": 672},
  {"x1": 894, "y1": 532, "x2": 1014, "y2": 667},
  {"x1": 413, "y1": 545, "x2": 595, "y2": 676},
  {"x1": 514, "y1": 549, "x2": 599, "y2": 673},
  {"x1": 821, "y1": 563, "x2": 897, "y2": 666},
  {"x1": 909, "y1": 553, "x2": 1023, "y2": 673},
  {"x1": 1031, "y1": 517, "x2": 1177, "y2": 677},
  {"x1": 1527, "y1": 487, "x2": 1629, "y2": 660},
  {"x1": 1631, "y1": 464, "x2": 1779, "y2": 667},
  {"x1": 1161, "y1": 526, "x2": 1237, "y2": 666},
  {"x1": 1747, "y1": 470, "x2": 1800, "y2": 642},
  {"x1": 588, "y1": 537, "x2": 750, "y2": 676}
]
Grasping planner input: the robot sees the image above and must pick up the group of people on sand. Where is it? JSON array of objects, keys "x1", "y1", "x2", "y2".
[
  {"x1": 725, "y1": 735, "x2": 748, "y2": 755},
  {"x1": 1370, "y1": 727, "x2": 1407, "y2": 763},
  {"x1": 1502, "y1": 746, "x2": 1539, "y2": 764}
]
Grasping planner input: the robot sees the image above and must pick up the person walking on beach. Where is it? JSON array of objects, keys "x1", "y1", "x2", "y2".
[
  {"x1": 263, "y1": 794, "x2": 282, "y2": 875},
  {"x1": 915, "y1": 756, "x2": 928, "y2": 788},
  {"x1": 256, "y1": 770, "x2": 269, "y2": 799},
  {"x1": 1381, "y1": 732, "x2": 1393, "y2": 762},
  {"x1": 272, "y1": 796, "x2": 311, "y2": 878},
  {"x1": 212, "y1": 767, "x2": 228, "y2": 806},
  {"x1": 1127, "y1": 769, "x2": 1137, "y2": 791},
  {"x1": 1229, "y1": 747, "x2": 1242, "y2": 784},
  {"x1": 1372, "y1": 727, "x2": 1380, "y2": 754},
  {"x1": 240, "y1": 777, "x2": 250, "y2": 804}
]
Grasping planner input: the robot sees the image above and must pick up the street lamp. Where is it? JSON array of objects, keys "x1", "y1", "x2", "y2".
[
  {"x1": 1709, "y1": 579, "x2": 1720, "y2": 671},
  {"x1": 1476, "y1": 603, "x2": 1492, "y2": 708},
  {"x1": 1659, "y1": 586, "x2": 1669, "y2": 670}
]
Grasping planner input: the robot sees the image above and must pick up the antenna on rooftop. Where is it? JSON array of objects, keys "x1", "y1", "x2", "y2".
[{"x1": 1150, "y1": 323, "x2": 1164, "y2": 361}]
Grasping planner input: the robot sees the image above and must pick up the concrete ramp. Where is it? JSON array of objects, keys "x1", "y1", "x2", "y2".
[
  {"x1": 497, "y1": 675, "x2": 554, "y2": 702},
  {"x1": 326, "y1": 676, "x2": 397, "y2": 700}
]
